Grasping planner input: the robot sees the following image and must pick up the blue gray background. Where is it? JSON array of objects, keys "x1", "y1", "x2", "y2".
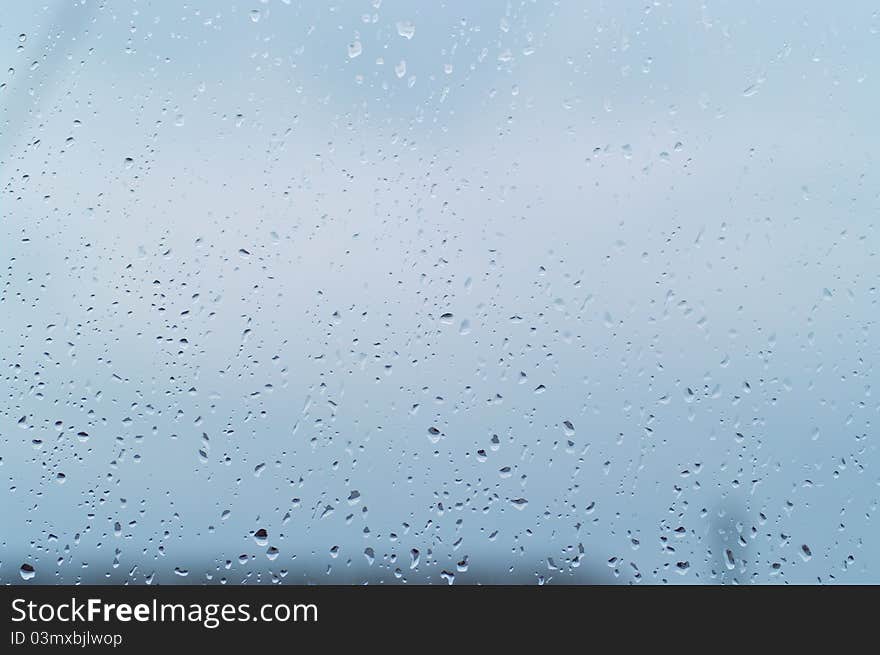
[{"x1": 2, "y1": 1, "x2": 879, "y2": 584}]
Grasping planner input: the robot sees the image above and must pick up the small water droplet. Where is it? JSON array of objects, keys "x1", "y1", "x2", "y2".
[
  {"x1": 20, "y1": 564, "x2": 35, "y2": 581},
  {"x1": 396, "y1": 21, "x2": 415, "y2": 40}
]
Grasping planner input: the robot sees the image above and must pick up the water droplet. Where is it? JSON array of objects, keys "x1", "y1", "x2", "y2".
[
  {"x1": 396, "y1": 21, "x2": 415, "y2": 40},
  {"x1": 20, "y1": 564, "x2": 35, "y2": 581}
]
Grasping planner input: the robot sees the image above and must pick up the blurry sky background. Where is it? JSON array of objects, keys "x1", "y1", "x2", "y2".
[{"x1": 2, "y1": 0, "x2": 879, "y2": 584}]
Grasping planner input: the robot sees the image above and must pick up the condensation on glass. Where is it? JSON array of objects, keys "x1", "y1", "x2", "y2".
[{"x1": 2, "y1": 1, "x2": 878, "y2": 584}]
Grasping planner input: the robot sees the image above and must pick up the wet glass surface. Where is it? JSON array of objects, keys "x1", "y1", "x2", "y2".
[{"x1": 2, "y1": 1, "x2": 879, "y2": 584}]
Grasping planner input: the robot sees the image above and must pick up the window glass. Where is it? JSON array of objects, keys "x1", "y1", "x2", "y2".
[{"x1": 3, "y1": 1, "x2": 878, "y2": 584}]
